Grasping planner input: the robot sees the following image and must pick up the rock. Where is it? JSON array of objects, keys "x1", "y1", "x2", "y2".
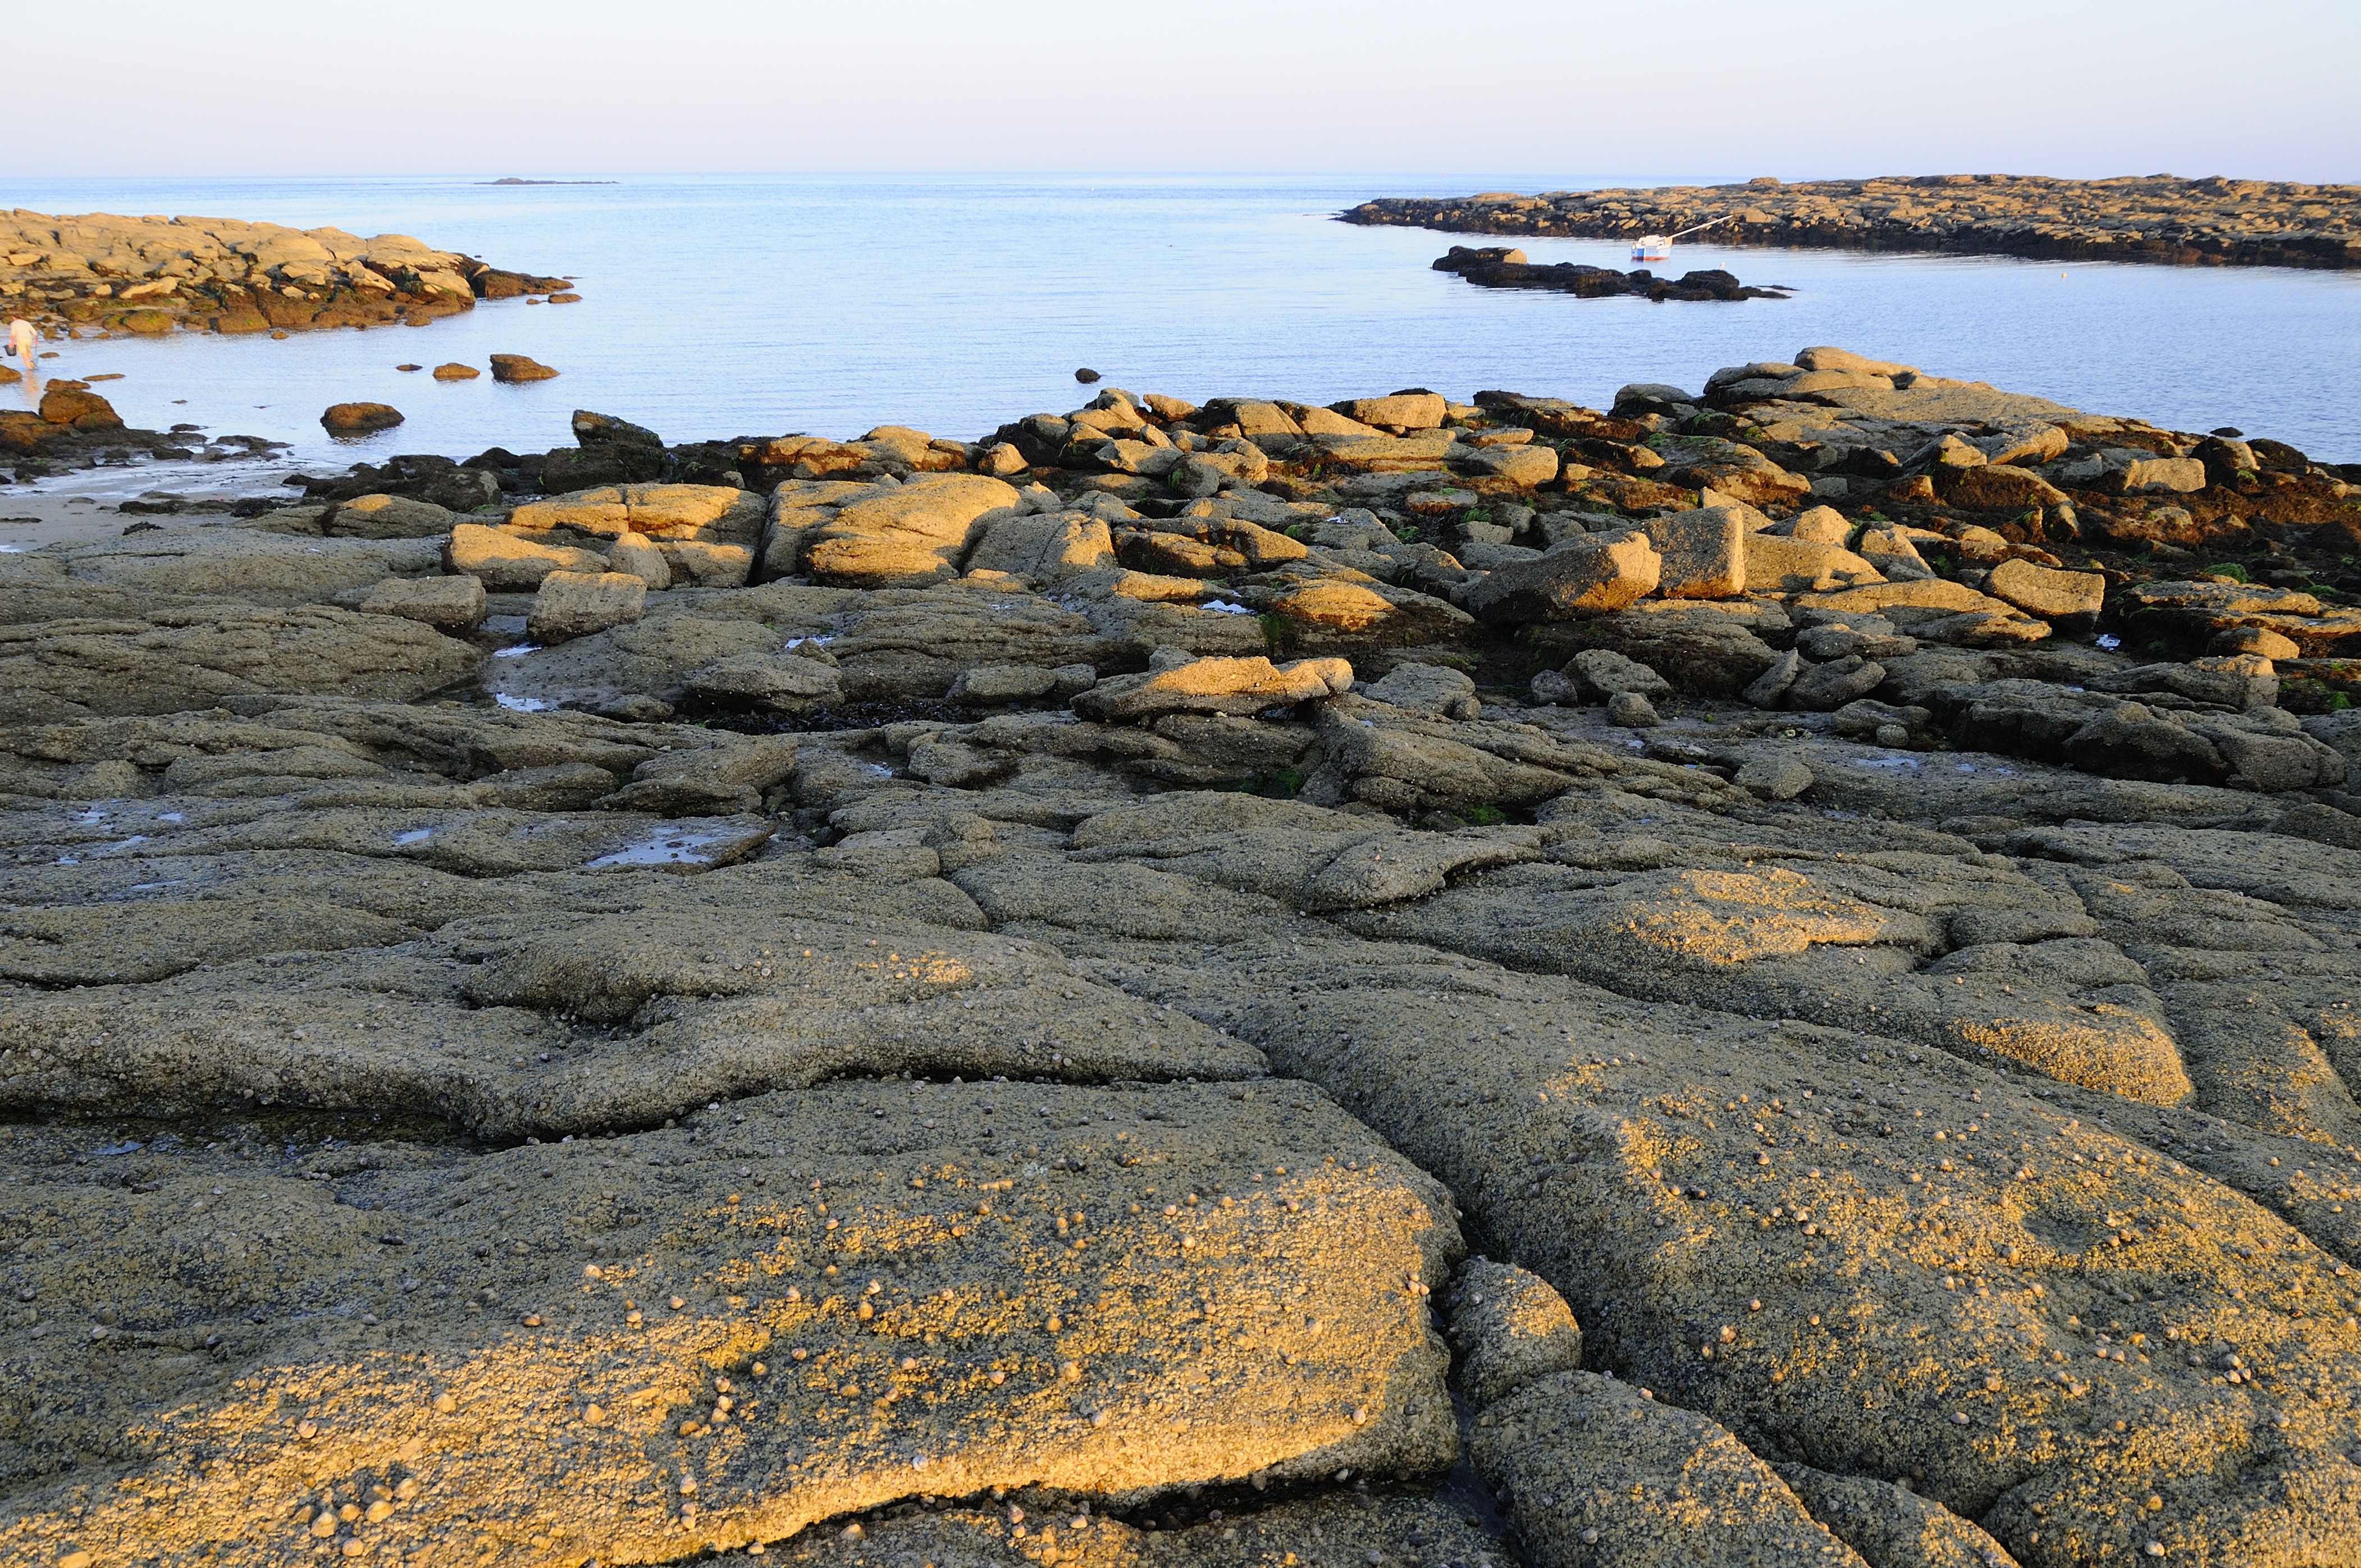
[
  {"x1": 2212, "y1": 624, "x2": 2301, "y2": 660},
  {"x1": 0, "y1": 1082, "x2": 1460, "y2": 1565},
  {"x1": 1745, "y1": 534, "x2": 1886, "y2": 593},
  {"x1": 601, "y1": 735, "x2": 801, "y2": 815},
  {"x1": 527, "y1": 570, "x2": 648, "y2": 643},
  {"x1": 1787, "y1": 654, "x2": 1887, "y2": 711},
  {"x1": 1462, "y1": 532, "x2": 1661, "y2": 623},
  {"x1": 1784, "y1": 506, "x2": 1853, "y2": 545},
  {"x1": 321, "y1": 401, "x2": 403, "y2": 434},
  {"x1": 1659, "y1": 438, "x2": 1811, "y2": 509},
  {"x1": 1640, "y1": 505, "x2": 1746, "y2": 599},
  {"x1": 1734, "y1": 755, "x2": 1812, "y2": 799},
  {"x1": 947, "y1": 663, "x2": 1066, "y2": 704},
  {"x1": 1366, "y1": 661, "x2": 1478, "y2": 717},
  {"x1": 431, "y1": 362, "x2": 479, "y2": 381},
  {"x1": 1942, "y1": 463, "x2": 2068, "y2": 510},
  {"x1": 1531, "y1": 669, "x2": 1583, "y2": 705},
  {"x1": 0, "y1": 606, "x2": 480, "y2": 723},
  {"x1": 1607, "y1": 691, "x2": 1660, "y2": 727},
  {"x1": 1571, "y1": 648, "x2": 1672, "y2": 701},
  {"x1": 2060, "y1": 700, "x2": 2226, "y2": 781},
  {"x1": 1474, "y1": 1372, "x2": 1867, "y2": 1568},
  {"x1": 1855, "y1": 525, "x2": 1937, "y2": 582},
  {"x1": 773, "y1": 474, "x2": 1020, "y2": 589},
  {"x1": 1459, "y1": 443, "x2": 1559, "y2": 487},
  {"x1": 1743, "y1": 648, "x2": 1805, "y2": 707},
  {"x1": 1074, "y1": 365, "x2": 1100, "y2": 382},
  {"x1": 2120, "y1": 455, "x2": 2207, "y2": 493},
  {"x1": 488, "y1": 353, "x2": 558, "y2": 383},
  {"x1": 1794, "y1": 346, "x2": 1917, "y2": 376},
  {"x1": 606, "y1": 531, "x2": 673, "y2": 589},
  {"x1": 446, "y1": 522, "x2": 609, "y2": 590},
  {"x1": 1074, "y1": 655, "x2": 1353, "y2": 723},
  {"x1": 1579, "y1": 604, "x2": 1787, "y2": 698},
  {"x1": 571, "y1": 409, "x2": 664, "y2": 452},
  {"x1": 1775, "y1": 1464, "x2": 2022, "y2": 1568},
  {"x1": 323, "y1": 492, "x2": 456, "y2": 540},
  {"x1": 11, "y1": 527, "x2": 445, "y2": 609},
  {"x1": 1985, "y1": 557, "x2": 2104, "y2": 620},
  {"x1": 38, "y1": 382, "x2": 122, "y2": 428},
  {"x1": 685, "y1": 652, "x2": 844, "y2": 712},
  {"x1": 1450, "y1": 1259, "x2": 1586, "y2": 1410},
  {"x1": 358, "y1": 573, "x2": 486, "y2": 632},
  {"x1": 1335, "y1": 392, "x2": 1448, "y2": 429},
  {"x1": 791, "y1": 1496, "x2": 1501, "y2": 1568}
]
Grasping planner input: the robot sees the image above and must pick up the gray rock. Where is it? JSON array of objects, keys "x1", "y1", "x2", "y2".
[
  {"x1": 1742, "y1": 648, "x2": 1804, "y2": 707},
  {"x1": 1734, "y1": 755, "x2": 1812, "y2": 800},
  {"x1": 1607, "y1": 690, "x2": 1661, "y2": 727},
  {"x1": 357, "y1": 573, "x2": 485, "y2": 631},
  {"x1": 1462, "y1": 532, "x2": 1661, "y2": 623},
  {"x1": 686, "y1": 652, "x2": 844, "y2": 712},
  {"x1": 1450, "y1": 1259, "x2": 1586, "y2": 1411},
  {"x1": 526, "y1": 570, "x2": 647, "y2": 643},
  {"x1": 1787, "y1": 654, "x2": 1887, "y2": 711},
  {"x1": 1571, "y1": 648, "x2": 1672, "y2": 701},
  {"x1": 1367, "y1": 661, "x2": 1479, "y2": 716}
]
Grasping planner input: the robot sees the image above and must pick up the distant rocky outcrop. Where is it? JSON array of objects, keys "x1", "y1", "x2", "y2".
[
  {"x1": 1433, "y1": 245, "x2": 1790, "y2": 300},
  {"x1": 0, "y1": 209, "x2": 572, "y2": 339},
  {"x1": 1349, "y1": 173, "x2": 2361, "y2": 269}
]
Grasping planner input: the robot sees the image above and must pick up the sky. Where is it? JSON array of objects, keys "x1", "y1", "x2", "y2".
[{"x1": 13, "y1": 0, "x2": 2359, "y2": 183}]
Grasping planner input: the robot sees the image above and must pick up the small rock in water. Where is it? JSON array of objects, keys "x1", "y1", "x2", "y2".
[{"x1": 1074, "y1": 368, "x2": 1101, "y2": 384}]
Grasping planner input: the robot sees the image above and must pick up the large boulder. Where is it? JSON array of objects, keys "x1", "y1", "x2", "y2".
[
  {"x1": 527, "y1": 570, "x2": 648, "y2": 643},
  {"x1": 358, "y1": 573, "x2": 486, "y2": 631},
  {"x1": 1641, "y1": 504, "x2": 1747, "y2": 598},
  {"x1": 323, "y1": 492, "x2": 458, "y2": 539},
  {"x1": 1986, "y1": 557, "x2": 2105, "y2": 620},
  {"x1": 1462, "y1": 532, "x2": 1661, "y2": 623},
  {"x1": 320, "y1": 401, "x2": 403, "y2": 434},
  {"x1": 0, "y1": 606, "x2": 480, "y2": 723},
  {"x1": 0, "y1": 1083, "x2": 1462, "y2": 1565},
  {"x1": 964, "y1": 510, "x2": 1116, "y2": 584},
  {"x1": 1074, "y1": 653, "x2": 1353, "y2": 722},
  {"x1": 1744, "y1": 533, "x2": 1885, "y2": 593},
  {"x1": 446, "y1": 522, "x2": 608, "y2": 589},
  {"x1": 769, "y1": 474, "x2": 1020, "y2": 588},
  {"x1": 1658, "y1": 437, "x2": 1811, "y2": 508},
  {"x1": 508, "y1": 484, "x2": 764, "y2": 587}
]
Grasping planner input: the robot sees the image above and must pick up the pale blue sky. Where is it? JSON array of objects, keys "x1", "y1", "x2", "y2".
[{"x1": 17, "y1": 0, "x2": 2358, "y2": 182}]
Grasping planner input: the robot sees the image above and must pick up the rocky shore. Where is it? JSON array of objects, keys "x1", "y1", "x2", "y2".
[
  {"x1": 1347, "y1": 175, "x2": 2361, "y2": 269},
  {"x1": 5, "y1": 347, "x2": 2361, "y2": 1568},
  {"x1": 0, "y1": 210, "x2": 572, "y2": 341}
]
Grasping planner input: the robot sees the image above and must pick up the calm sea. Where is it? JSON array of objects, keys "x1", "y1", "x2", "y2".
[{"x1": 10, "y1": 173, "x2": 2361, "y2": 476}]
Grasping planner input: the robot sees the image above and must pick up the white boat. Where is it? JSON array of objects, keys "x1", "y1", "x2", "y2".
[{"x1": 1629, "y1": 214, "x2": 1732, "y2": 265}]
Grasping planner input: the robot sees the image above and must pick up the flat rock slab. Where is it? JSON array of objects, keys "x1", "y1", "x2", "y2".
[
  {"x1": 1474, "y1": 1370, "x2": 1867, "y2": 1567},
  {"x1": 0, "y1": 1082, "x2": 1461, "y2": 1565},
  {"x1": 1236, "y1": 964, "x2": 2361, "y2": 1568},
  {"x1": 0, "y1": 844, "x2": 1266, "y2": 1135},
  {"x1": 780, "y1": 1494, "x2": 1504, "y2": 1568},
  {"x1": 0, "y1": 606, "x2": 482, "y2": 724}
]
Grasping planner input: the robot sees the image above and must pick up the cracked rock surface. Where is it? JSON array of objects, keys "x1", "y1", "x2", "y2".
[{"x1": 5, "y1": 356, "x2": 2361, "y2": 1567}]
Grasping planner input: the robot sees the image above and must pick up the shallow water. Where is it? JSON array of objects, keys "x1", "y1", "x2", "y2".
[{"x1": 11, "y1": 172, "x2": 2360, "y2": 475}]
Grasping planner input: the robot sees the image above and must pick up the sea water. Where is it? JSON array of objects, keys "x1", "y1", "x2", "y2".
[{"x1": 8, "y1": 172, "x2": 2359, "y2": 477}]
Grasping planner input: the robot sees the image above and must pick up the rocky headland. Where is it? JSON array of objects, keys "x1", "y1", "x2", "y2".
[
  {"x1": 1347, "y1": 175, "x2": 2361, "y2": 269},
  {"x1": 0, "y1": 209, "x2": 573, "y2": 341},
  {"x1": 4, "y1": 348, "x2": 2361, "y2": 1568}
]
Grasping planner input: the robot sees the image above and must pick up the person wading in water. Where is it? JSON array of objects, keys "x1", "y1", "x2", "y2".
[{"x1": 7, "y1": 319, "x2": 36, "y2": 373}]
